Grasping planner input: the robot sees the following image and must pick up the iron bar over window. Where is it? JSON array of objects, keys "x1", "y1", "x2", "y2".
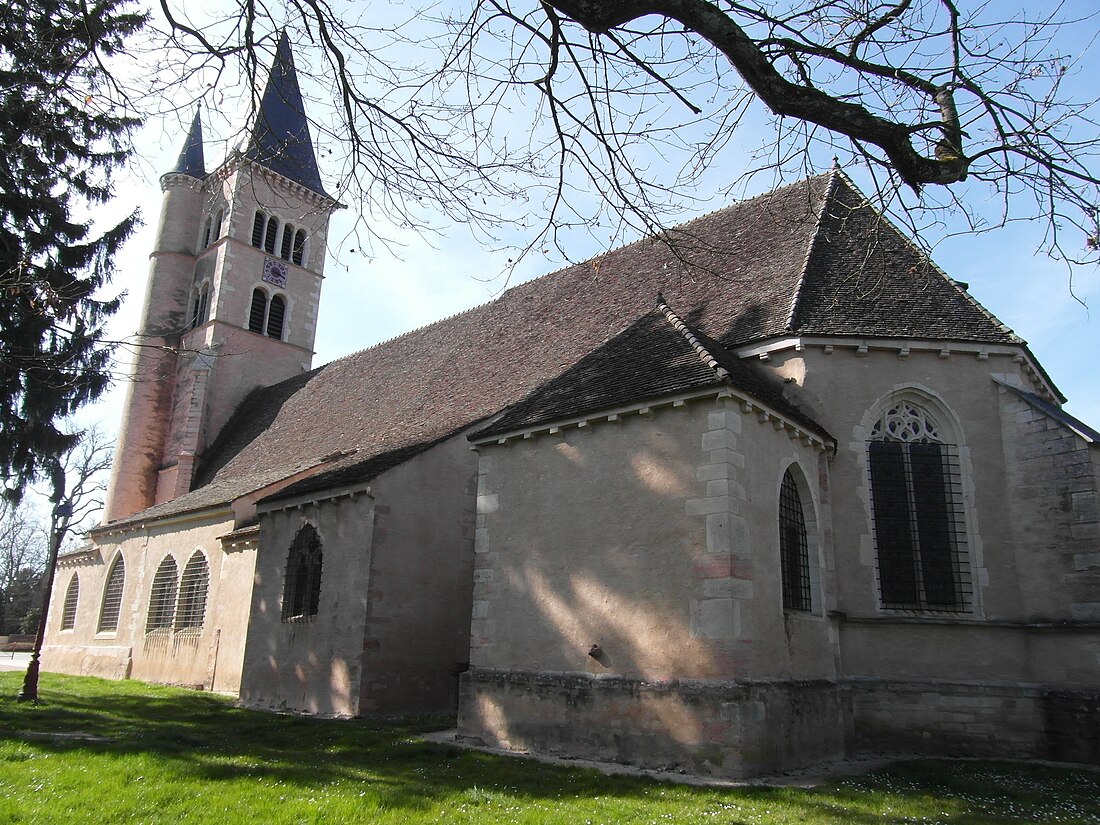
[
  {"x1": 282, "y1": 525, "x2": 322, "y2": 622},
  {"x1": 868, "y1": 401, "x2": 972, "y2": 612},
  {"x1": 60, "y1": 573, "x2": 79, "y2": 630},
  {"x1": 174, "y1": 552, "x2": 210, "y2": 631},
  {"x1": 146, "y1": 556, "x2": 178, "y2": 632},
  {"x1": 779, "y1": 471, "x2": 812, "y2": 611},
  {"x1": 98, "y1": 556, "x2": 125, "y2": 633}
]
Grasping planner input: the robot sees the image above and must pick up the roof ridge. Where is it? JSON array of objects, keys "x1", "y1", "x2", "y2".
[
  {"x1": 656, "y1": 293, "x2": 731, "y2": 382},
  {"x1": 785, "y1": 166, "x2": 840, "y2": 332},
  {"x1": 325, "y1": 175, "x2": 835, "y2": 370}
]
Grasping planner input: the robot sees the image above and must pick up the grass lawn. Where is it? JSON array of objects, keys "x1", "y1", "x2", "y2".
[{"x1": 0, "y1": 673, "x2": 1097, "y2": 824}]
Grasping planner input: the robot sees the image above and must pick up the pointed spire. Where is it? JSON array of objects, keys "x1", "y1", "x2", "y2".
[
  {"x1": 170, "y1": 106, "x2": 206, "y2": 178},
  {"x1": 244, "y1": 32, "x2": 327, "y2": 196}
]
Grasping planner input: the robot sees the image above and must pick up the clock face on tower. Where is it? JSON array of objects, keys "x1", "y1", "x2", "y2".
[{"x1": 262, "y1": 257, "x2": 289, "y2": 288}]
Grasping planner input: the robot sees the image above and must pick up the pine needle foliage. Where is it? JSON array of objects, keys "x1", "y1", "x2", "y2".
[{"x1": 0, "y1": 0, "x2": 146, "y2": 498}]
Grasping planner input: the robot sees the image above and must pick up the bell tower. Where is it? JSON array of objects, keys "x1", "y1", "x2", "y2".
[{"x1": 105, "y1": 34, "x2": 341, "y2": 523}]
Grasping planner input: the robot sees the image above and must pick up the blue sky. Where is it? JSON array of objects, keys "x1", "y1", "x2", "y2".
[{"x1": 78, "y1": 3, "x2": 1100, "y2": 438}]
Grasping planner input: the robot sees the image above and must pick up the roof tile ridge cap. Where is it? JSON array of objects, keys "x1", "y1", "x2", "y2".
[
  {"x1": 518, "y1": 174, "x2": 837, "y2": 281},
  {"x1": 832, "y1": 168, "x2": 1022, "y2": 344},
  {"x1": 656, "y1": 293, "x2": 731, "y2": 381},
  {"x1": 785, "y1": 168, "x2": 840, "y2": 333}
]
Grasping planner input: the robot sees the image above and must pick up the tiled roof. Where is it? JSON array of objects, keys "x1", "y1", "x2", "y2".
[
  {"x1": 169, "y1": 107, "x2": 205, "y2": 179},
  {"x1": 243, "y1": 32, "x2": 328, "y2": 197},
  {"x1": 105, "y1": 171, "x2": 1024, "y2": 526},
  {"x1": 477, "y1": 302, "x2": 829, "y2": 439},
  {"x1": 789, "y1": 173, "x2": 1020, "y2": 343}
]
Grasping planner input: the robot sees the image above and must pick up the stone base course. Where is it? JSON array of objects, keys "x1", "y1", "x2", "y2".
[{"x1": 460, "y1": 668, "x2": 1100, "y2": 778}]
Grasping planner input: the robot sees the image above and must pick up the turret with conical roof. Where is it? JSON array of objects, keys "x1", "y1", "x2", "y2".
[{"x1": 105, "y1": 41, "x2": 341, "y2": 523}]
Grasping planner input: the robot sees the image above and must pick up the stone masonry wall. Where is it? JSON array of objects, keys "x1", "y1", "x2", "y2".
[{"x1": 460, "y1": 668, "x2": 850, "y2": 778}]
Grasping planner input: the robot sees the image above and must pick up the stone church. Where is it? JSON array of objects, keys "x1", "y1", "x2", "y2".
[{"x1": 43, "y1": 36, "x2": 1100, "y2": 777}]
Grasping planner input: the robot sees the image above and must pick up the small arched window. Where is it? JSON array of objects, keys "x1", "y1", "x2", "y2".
[
  {"x1": 282, "y1": 525, "x2": 323, "y2": 622},
  {"x1": 98, "y1": 555, "x2": 125, "y2": 633},
  {"x1": 779, "y1": 470, "x2": 811, "y2": 612},
  {"x1": 263, "y1": 216, "x2": 279, "y2": 254},
  {"x1": 292, "y1": 229, "x2": 306, "y2": 266},
  {"x1": 266, "y1": 294, "x2": 286, "y2": 339},
  {"x1": 213, "y1": 209, "x2": 224, "y2": 241},
  {"x1": 251, "y1": 210, "x2": 267, "y2": 248},
  {"x1": 146, "y1": 556, "x2": 178, "y2": 632},
  {"x1": 280, "y1": 222, "x2": 295, "y2": 261},
  {"x1": 60, "y1": 573, "x2": 79, "y2": 630},
  {"x1": 249, "y1": 288, "x2": 268, "y2": 334},
  {"x1": 202, "y1": 216, "x2": 212, "y2": 249},
  {"x1": 868, "y1": 398, "x2": 971, "y2": 612},
  {"x1": 248, "y1": 288, "x2": 287, "y2": 339},
  {"x1": 174, "y1": 551, "x2": 210, "y2": 630},
  {"x1": 190, "y1": 283, "x2": 210, "y2": 330}
]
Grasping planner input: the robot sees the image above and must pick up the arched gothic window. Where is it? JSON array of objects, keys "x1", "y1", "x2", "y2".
[
  {"x1": 202, "y1": 216, "x2": 212, "y2": 249},
  {"x1": 98, "y1": 555, "x2": 125, "y2": 633},
  {"x1": 779, "y1": 470, "x2": 811, "y2": 612},
  {"x1": 146, "y1": 556, "x2": 178, "y2": 632},
  {"x1": 174, "y1": 551, "x2": 210, "y2": 630},
  {"x1": 867, "y1": 399, "x2": 971, "y2": 612},
  {"x1": 282, "y1": 525, "x2": 323, "y2": 622},
  {"x1": 60, "y1": 573, "x2": 79, "y2": 630},
  {"x1": 213, "y1": 209, "x2": 223, "y2": 241}
]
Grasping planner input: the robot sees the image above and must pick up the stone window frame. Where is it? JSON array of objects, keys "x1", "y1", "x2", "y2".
[
  {"x1": 863, "y1": 390, "x2": 977, "y2": 615},
  {"x1": 282, "y1": 523, "x2": 323, "y2": 623},
  {"x1": 97, "y1": 553, "x2": 126, "y2": 634}
]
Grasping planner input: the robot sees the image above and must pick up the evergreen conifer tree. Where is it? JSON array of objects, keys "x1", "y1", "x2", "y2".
[{"x1": 0, "y1": 0, "x2": 146, "y2": 498}]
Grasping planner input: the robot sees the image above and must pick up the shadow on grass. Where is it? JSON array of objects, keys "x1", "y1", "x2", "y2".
[{"x1": 1, "y1": 672, "x2": 1098, "y2": 824}]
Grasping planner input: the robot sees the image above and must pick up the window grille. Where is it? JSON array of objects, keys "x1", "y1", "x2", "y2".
[
  {"x1": 263, "y1": 216, "x2": 279, "y2": 254},
  {"x1": 779, "y1": 471, "x2": 811, "y2": 611},
  {"x1": 280, "y1": 223, "x2": 295, "y2": 261},
  {"x1": 98, "y1": 556, "x2": 125, "y2": 633},
  {"x1": 266, "y1": 295, "x2": 286, "y2": 339},
  {"x1": 251, "y1": 211, "x2": 266, "y2": 248},
  {"x1": 248, "y1": 289, "x2": 267, "y2": 333},
  {"x1": 146, "y1": 556, "x2": 178, "y2": 632},
  {"x1": 282, "y1": 525, "x2": 323, "y2": 622},
  {"x1": 174, "y1": 552, "x2": 209, "y2": 630},
  {"x1": 868, "y1": 402, "x2": 971, "y2": 612},
  {"x1": 60, "y1": 573, "x2": 79, "y2": 630},
  {"x1": 292, "y1": 229, "x2": 306, "y2": 266}
]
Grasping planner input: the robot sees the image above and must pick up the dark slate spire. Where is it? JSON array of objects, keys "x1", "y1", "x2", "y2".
[
  {"x1": 244, "y1": 32, "x2": 327, "y2": 196},
  {"x1": 170, "y1": 107, "x2": 205, "y2": 178}
]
